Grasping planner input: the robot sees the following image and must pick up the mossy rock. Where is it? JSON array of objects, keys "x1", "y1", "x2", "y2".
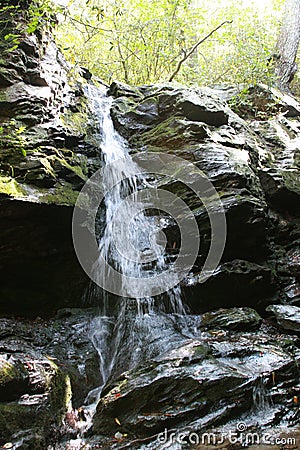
[
  {"x1": 60, "y1": 97, "x2": 94, "y2": 144},
  {"x1": 200, "y1": 307, "x2": 262, "y2": 331},
  {"x1": 0, "y1": 357, "x2": 72, "y2": 444},
  {"x1": 0, "y1": 87, "x2": 9, "y2": 101},
  {"x1": 130, "y1": 116, "x2": 207, "y2": 150},
  {"x1": 282, "y1": 169, "x2": 300, "y2": 195},
  {"x1": 0, "y1": 176, "x2": 26, "y2": 198},
  {"x1": 48, "y1": 360, "x2": 72, "y2": 421},
  {"x1": 0, "y1": 359, "x2": 25, "y2": 387},
  {"x1": 40, "y1": 184, "x2": 79, "y2": 206},
  {"x1": 108, "y1": 81, "x2": 144, "y2": 99}
]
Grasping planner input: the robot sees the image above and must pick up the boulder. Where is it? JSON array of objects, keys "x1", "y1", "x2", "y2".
[
  {"x1": 0, "y1": 309, "x2": 101, "y2": 446},
  {"x1": 193, "y1": 194, "x2": 268, "y2": 261},
  {"x1": 259, "y1": 168, "x2": 300, "y2": 215},
  {"x1": 183, "y1": 260, "x2": 276, "y2": 313},
  {"x1": 266, "y1": 304, "x2": 300, "y2": 332},
  {"x1": 108, "y1": 80, "x2": 144, "y2": 99},
  {"x1": 0, "y1": 351, "x2": 72, "y2": 447},
  {"x1": 248, "y1": 99, "x2": 300, "y2": 216},
  {"x1": 93, "y1": 328, "x2": 300, "y2": 440},
  {"x1": 110, "y1": 96, "x2": 159, "y2": 138},
  {"x1": 200, "y1": 307, "x2": 262, "y2": 331},
  {"x1": 110, "y1": 85, "x2": 230, "y2": 139}
]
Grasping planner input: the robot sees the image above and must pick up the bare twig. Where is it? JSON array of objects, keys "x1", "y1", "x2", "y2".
[
  {"x1": 168, "y1": 20, "x2": 232, "y2": 82},
  {"x1": 67, "y1": 15, "x2": 112, "y2": 33}
]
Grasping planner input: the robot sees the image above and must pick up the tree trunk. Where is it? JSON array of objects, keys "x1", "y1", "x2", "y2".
[{"x1": 275, "y1": 0, "x2": 300, "y2": 91}]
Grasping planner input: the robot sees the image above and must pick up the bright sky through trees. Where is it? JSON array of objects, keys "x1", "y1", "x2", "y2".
[{"x1": 53, "y1": 0, "x2": 285, "y2": 87}]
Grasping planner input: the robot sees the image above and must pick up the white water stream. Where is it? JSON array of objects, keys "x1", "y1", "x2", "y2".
[{"x1": 80, "y1": 85, "x2": 198, "y2": 427}]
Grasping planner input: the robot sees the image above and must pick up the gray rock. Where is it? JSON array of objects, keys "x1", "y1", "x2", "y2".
[
  {"x1": 177, "y1": 91, "x2": 229, "y2": 126},
  {"x1": 93, "y1": 328, "x2": 300, "y2": 438},
  {"x1": 266, "y1": 304, "x2": 300, "y2": 332},
  {"x1": 110, "y1": 85, "x2": 230, "y2": 139},
  {"x1": 0, "y1": 348, "x2": 72, "y2": 445},
  {"x1": 0, "y1": 309, "x2": 101, "y2": 407},
  {"x1": 200, "y1": 307, "x2": 262, "y2": 331},
  {"x1": 183, "y1": 260, "x2": 276, "y2": 313},
  {"x1": 108, "y1": 81, "x2": 144, "y2": 99}
]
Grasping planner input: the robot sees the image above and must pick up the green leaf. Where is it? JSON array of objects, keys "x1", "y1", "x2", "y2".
[
  {"x1": 6, "y1": 45, "x2": 19, "y2": 52},
  {"x1": 4, "y1": 33, "x2": 19, "y2": 41},
  {"x1": 16, "y1": 126, "x2": 26, "y2": 134}
]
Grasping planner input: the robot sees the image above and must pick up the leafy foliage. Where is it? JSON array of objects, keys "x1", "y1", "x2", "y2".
[
  {"x1": 0, "y1": 0, "x2": 287, "y2": 87},
  {"x1": 228, "y1": 86, "x2": 281, "y2": 119},
  {"x1": 0, "y1": 120, "x2": 28, "y2": 157},
  {"x1": 0, "y1": 0, "x2": 60, "y2": 52},
  {"x1": 53, "y1": 0, "x2": 284, "y2": 87}
]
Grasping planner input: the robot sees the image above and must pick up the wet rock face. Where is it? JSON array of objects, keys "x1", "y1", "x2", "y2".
[
  {"x1": 93, "y1": 324, "x2": 300, "y2": 441},
  {"x1": 109, "y1": 81, "x2": 300, "y2": 311},
  {"x1": 199, "y1": 307, "x2": 262, "y2": 331},
  {"x1": 0, "y1": 354, "x2": 70, "y2": 445},
  {"x1": 267, "y1": 304, "x2": 300, "y2": 332},
  {"x1": 0, "y1": 16, "x2": 104, "y2": 314},
  {"x1": 0, "y1": 309, "x2": 100, "y2": 447},
  {"x1": 0, "y1": 28, "x2": 101, "y2": 198},
  {"x1": 110, "y1": 84, "x2": 230, "y2": 139},
  {"x1": 0, "y1": 337, "x2": 71, "y2": 447},
  {"x1": 184, "y1": 260, "x2": 276, "y2": 314}
]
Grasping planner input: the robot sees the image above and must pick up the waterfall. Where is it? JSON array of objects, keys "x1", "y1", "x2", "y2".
[
  {"x1": 81, "y1": 85, "x2": 198, "y2": 412},
  {"x1": 252, "y1": 375, "x2": 272, "y2": 410}
]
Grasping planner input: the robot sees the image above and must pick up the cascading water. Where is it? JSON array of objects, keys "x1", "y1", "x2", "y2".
[
  {"x1": 252, "y1": 375, "x2": 272, "y2": 410},
  {"x1": 81, "y1": 85, "x2": 199, "y2": 419}
]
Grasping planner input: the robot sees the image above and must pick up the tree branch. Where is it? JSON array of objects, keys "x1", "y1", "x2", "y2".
[{"x1": 168, "y1": 20, "x2": 232, "y2": 82}]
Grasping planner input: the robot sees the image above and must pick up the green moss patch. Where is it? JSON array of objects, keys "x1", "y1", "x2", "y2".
[
  {"x1": 41, "y1": 184, "x2": 78, "y2": 206},
  {"x1": 131, "y1": 116, "x2": 207, "y2": 150},
  {"x1": 0, "y1": 176, "x2": 25, "y2": 197},
  {"x1": 282, "y1": 170, "x2": 300, "y2": 195},
  {"x1": 0, "y1": 359, "x2": 20, "y2": 385}
]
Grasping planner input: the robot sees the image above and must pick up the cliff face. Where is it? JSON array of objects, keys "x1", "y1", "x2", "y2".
[
  {"x1": 1, "y1": 7, "x2": 299, "y2": 317},
  {"x1": 0, "y1": 9, "x2": 101, "y2": 314},
  {"x1": 108, "y1": 82, "x2": 300, "y2": 312},
  {"x1": 90, "y1": 83, "x2": 300, "y2": 447}
]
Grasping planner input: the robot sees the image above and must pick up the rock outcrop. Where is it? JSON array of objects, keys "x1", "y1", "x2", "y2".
[
  {"x1": 267, "y1": 304, "x2": 300, "y2": 332},
  {"x1": 0, "y1": 9, "x2": 102, "y2": 314},
  {"x1": 108, "y1": 81, "x2": 300, "y2": 313},
  {"x1": 199, "y1": 306, "x2": 262, "y2": 331},
  {"x1": 93, "y1": 322, "x2": 300, "y2": 447},
  {"x1": 0, "y1": 309, "x2": 101, "y2": 447}
]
